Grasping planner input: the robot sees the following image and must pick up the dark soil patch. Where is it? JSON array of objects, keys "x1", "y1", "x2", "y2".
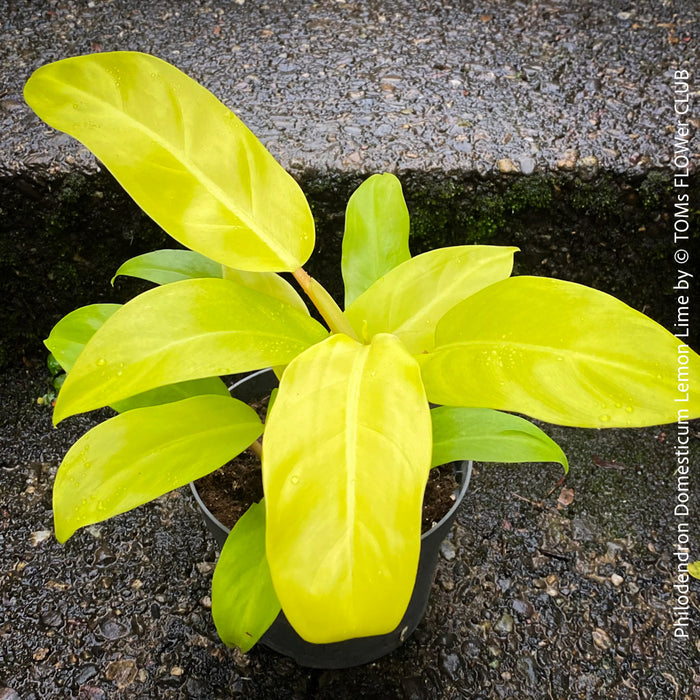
[
  {"x1": 195, "y1": 450, "x2": 264, "y2": 529},
  {"x1": 195, "y1": 457, "x2": 459, "y2": 535}
]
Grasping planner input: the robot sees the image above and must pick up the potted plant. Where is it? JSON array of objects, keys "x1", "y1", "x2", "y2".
[{"x1": 24, "y1": 52, "x2": 699, "y2": 665}]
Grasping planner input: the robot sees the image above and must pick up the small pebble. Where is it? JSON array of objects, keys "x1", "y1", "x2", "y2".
[
  {"x1": 99, "y1": 618, "x2": 128, "y2": 640},
  {"x1": 557, "y1": 149, "x2": 579, "y2": 171},
  {"x1": 440, "y1": 651, "x2": 462, "y2": 681},
  {"x1": 196, "y1": 562, "x2": 215, "y2": 575},
  {"x1": 611, "y1": 573, "x2": 624, "y2": 586},
  {"x1": 105, "y1": 659, "x2": 138, "y2": 689},
  {"x1": 0, "y1": 689, "x2": 22, "y2": 700},
  {"x1": 592, "y1": 627, "x2": 612, "y2": 650},
  {"x1": 40, "y1": 609, "x2": 62, "y2": 628},
  {"x1": 439, "y1": 574, "x2": 455, "y2": 592},
  {"x1": 557, "y1": 488, "x2": 575, "y2": 507},
  {"x1": 30, "y1": 530, "x2": 52, "y2": 546},
  {"x1": 545, "y1": 574, "x2": 559, "y2": 596},
  {"x1": 517, "y1": 655, "x2": 537, "y2": 687},
  {"x1": 93, "y1": 546, "x2": 116, "y2": 567},
  {"x1": 512, "y1": 599, "x2": 535, "y2": 618},
  {"x1": 76, "y1": 665, "x2": 98, "y2": 685},
  {"x1": 440, "y1": 540, "x2": 456, "y2": 561},
  {"x1": 519, "y1": 156, "x2": 536, "y2": 174},
  {"x1": 33, "y1": 648, "x2": 49, "y2": 661},
  {"x1": 497, "y1": 158, "x2": 519, "y2": 174},
  {"x1": 494, "y1": 613, "x2": 514, "y2": 635}
]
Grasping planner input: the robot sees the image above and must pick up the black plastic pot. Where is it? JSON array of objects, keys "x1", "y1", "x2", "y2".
[{"x1": 190, "y1": 368, "x2": 472, "y2": 669}]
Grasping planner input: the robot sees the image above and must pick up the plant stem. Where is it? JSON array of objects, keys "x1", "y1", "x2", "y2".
[
  {"x1": 293, "y1": 268, "x2": 359, "y2": 340},
  {"x1": 248, "y1": 439, "x2": 263, "y2": 459}
]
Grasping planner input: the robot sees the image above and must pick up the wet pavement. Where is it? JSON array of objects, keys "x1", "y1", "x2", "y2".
[
  {"x1": 1, "y1": 0, "x2": 697, "y2": 177},
  {"x1": 1, "y1": 366, "x2": 699, "y2": 698},
  {"x1": 1, "y1": 0, "x2": 700, "y2": 697}
]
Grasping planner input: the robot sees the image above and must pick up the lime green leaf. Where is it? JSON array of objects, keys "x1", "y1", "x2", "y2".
[
  {"x1": 342, "y1": 173, "x2": 411, "y2": 307},
  {"x1": 212, "y1": 500, "x2": 281, "y2": 652},
  {"x1": 267, "y1": 387, "x2": 279, "y2": 417},
  {"x1": 53, "y1": 278, "x2": 328, "y2": 423},
  {"x1": 25, "y1": 52, "x2": 314, "y2": 271},
  {"x1": 223, "y1": 268, "x2": 308, "y2": 315},
  {"x1": 431, "y1": 406, "x2": 568, "y2": 472},
  {"x1": 111, "y1": 249, "x2": 308, "y2": 313},
  {"x1": 421, "y1": 276, "x2": 700, "y2": 427},
  {"x1": 109, "y1": 379, "x2": 230, "y2": 412},
  {"x1": 45, "y1": 302, "x2": 230, "y2": 412},
  {"x1": 263, "y1": 333, "x2": 431, "y2": 643},
  {"x1": 112, "y1": 249, "x2": 222, "y2": 285},
  {"x1": 53, "y1": 395, "x2": 263, "y2": 542},
  {"x1": 45, "y1": 304, "x2": 121, "y2": 371},
  {"x1": 688, "y1": 562, "x2": 700, "y2": 580},
  {"x1": 345, "y1": 245, "x2": 518, "y2": 353}
]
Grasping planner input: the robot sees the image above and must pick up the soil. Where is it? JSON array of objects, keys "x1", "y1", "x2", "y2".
[{"x1": 194, "y1": 452, "x2": 460, "y2": 536}]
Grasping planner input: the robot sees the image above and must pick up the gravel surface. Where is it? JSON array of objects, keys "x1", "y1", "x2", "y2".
[
  {"x1": 1, "y1": 1, "x2": 699, "y2": 697},
  {"x1": 1, "y1": 365, "x2": 699, "y2": 698},
  {"x1": 1, "y1": 0, "x2": 697, "y2": 177}
]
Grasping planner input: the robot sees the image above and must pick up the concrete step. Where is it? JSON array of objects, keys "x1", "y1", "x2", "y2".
[
  {"x1": 1, "y1": 0, "x2": 698, "y2": 365},
  {"x1": 2, "y1": 0, "x2": 697, "y2": 177}
]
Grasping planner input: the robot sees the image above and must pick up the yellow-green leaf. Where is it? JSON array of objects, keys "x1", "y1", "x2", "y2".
[
  {"x1": 45, "y1": 302, "x2": 230, "y2": 411},
  {"x1": 54, "y1": 395, "x2": 263, "y2": 542},
  {"x1": 53, "y1": 278, "x2": 328, "y2": 423},
  {"x1": 112, "y1": 249, "x2": 222, "y2": 285},
  {"x1": 420, "y1": 276, "x2": 700, "y2": 427},
  {"x1": 263, "y1": 333, "x2": 431, "y2": 643},
  {"x1": 45, "y1": 303, "x2": 121, "y2": 371},
  {"x1": 688, "y1": 562, "x2": 700, "y2": 580},
  {"x1": 345, "y1": 245, "x2": 518, "y2": 353},
  {"x1": 212, "y1": 500, "x2": 281, "y2": 652},
  {"x1": 109, "y1": 379, "x2": 231, "y2": 413},
  {"x1": 112, "y1": 249, "x2": 308, "y2": 313},
  {"x1": 222, "y1": 267, "x2": 308, "y2": 315},
  {"x1": 25, "y1": 52, "x2": 314, "y2": 271},
  {"x1": 431, "y1": 406, "x2": 568, "y2": 472},
  {"x1": 342, "y1": 173, "x2": 411, "y2": 307}
]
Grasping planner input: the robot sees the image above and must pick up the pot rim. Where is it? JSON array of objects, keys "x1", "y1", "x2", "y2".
[{"x1": 190, "y1": 367, "x2": 473, "y2": 541}]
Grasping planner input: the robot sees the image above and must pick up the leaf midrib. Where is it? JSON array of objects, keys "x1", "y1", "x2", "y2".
[
  {"x1": 43, "y1": 71, "x2": 293, "y2": 265},
  {"x1": 434, "y1": 338, "x2": 661, "y2": 379}
]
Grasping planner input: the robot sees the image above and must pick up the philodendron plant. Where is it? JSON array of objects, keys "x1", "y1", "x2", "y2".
[{"x1": 25, "y1": 52, "x2": 699, "y2": 651}]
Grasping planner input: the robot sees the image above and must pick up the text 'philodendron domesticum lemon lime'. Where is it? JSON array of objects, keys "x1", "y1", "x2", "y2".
[{"x1": 25, "y1": 52, "x2": 699, "y2": 651}]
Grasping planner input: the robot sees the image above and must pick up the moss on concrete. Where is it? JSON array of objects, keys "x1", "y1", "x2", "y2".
[
  {"x1": 0, "y1": 171, "x2": 168, "y2": 367},
  {"x1": 1, "y1": 168, "x2": 697, "y2": 369}
]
